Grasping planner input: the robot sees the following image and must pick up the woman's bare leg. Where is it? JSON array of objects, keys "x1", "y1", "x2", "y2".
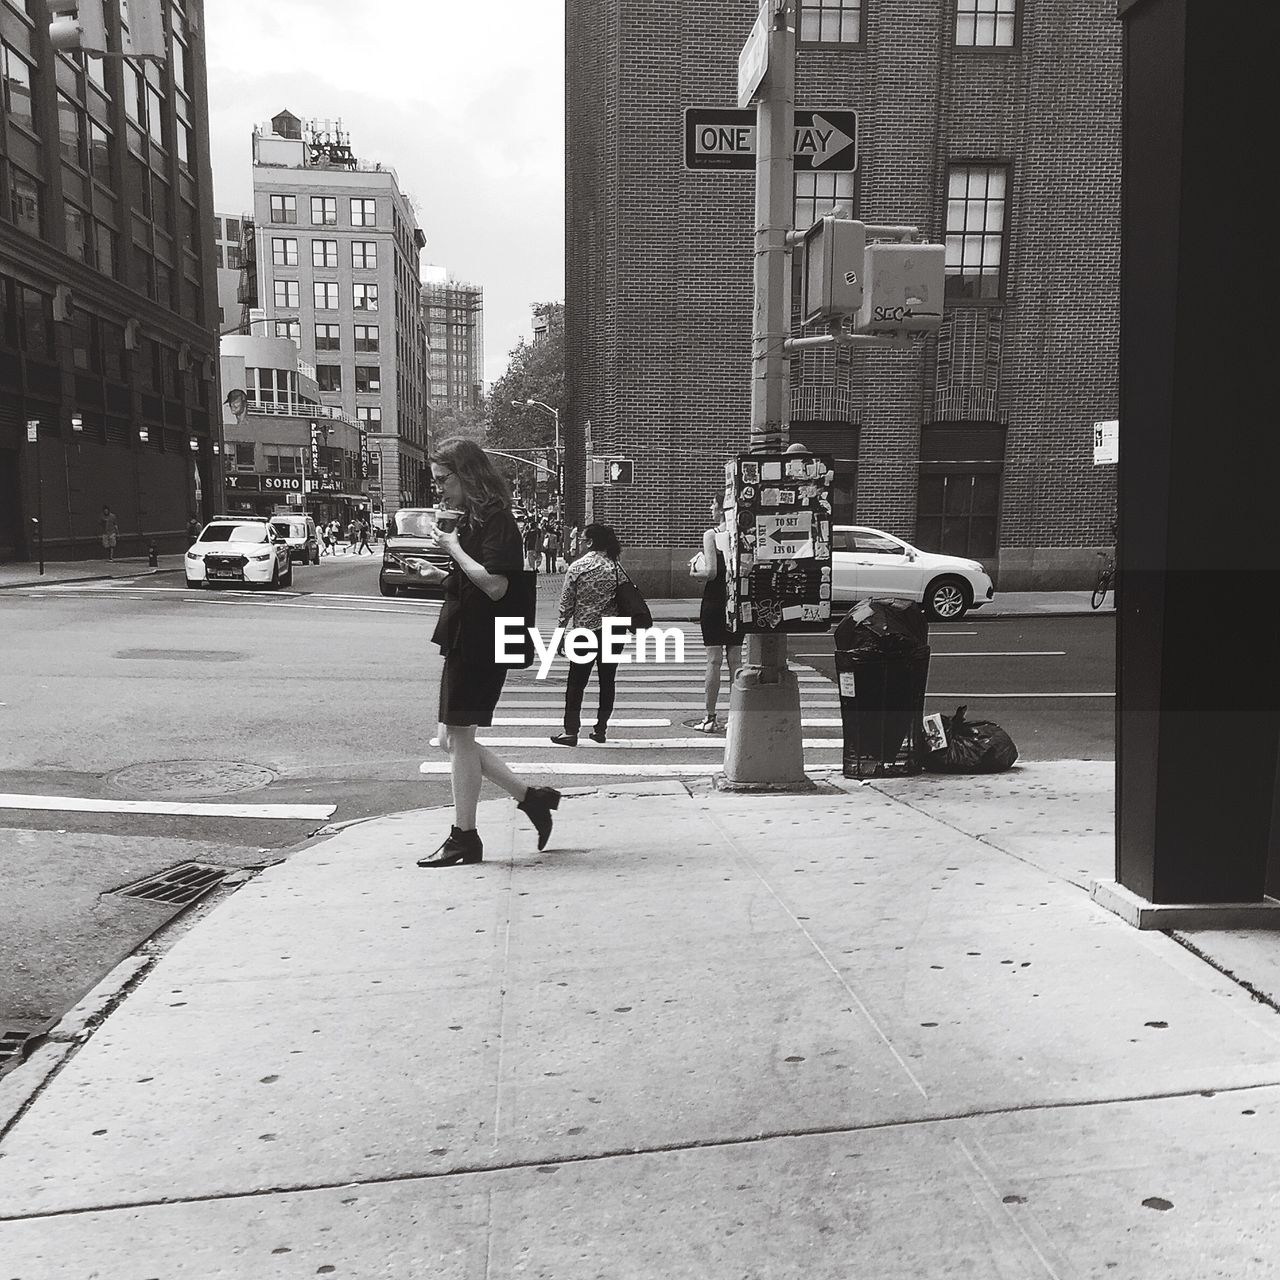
[
  {"x1": 704, "y1": 644, "x2": 724, "y2": 720},
  {"x1": 440, "y1": 724, "x2": 482, "y2": 828},
  {"x1": 476, "y1": 744, "x2": 528, "y2": 801}
]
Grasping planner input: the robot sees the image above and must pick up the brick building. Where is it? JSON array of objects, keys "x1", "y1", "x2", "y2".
[
  {"x1": 566, "y1": 0, "x2": 1121, "y2": 592},
  {"x1": 1, "y1": 0, "x2": 220, "y2": 561}
]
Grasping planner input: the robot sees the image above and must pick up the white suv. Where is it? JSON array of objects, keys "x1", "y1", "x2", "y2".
[{"x1": 185, "y1": 518, "x2": 293, "y2": 589}]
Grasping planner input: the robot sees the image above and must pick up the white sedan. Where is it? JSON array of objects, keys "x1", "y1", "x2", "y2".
[
  {"x1": 831, "y1": 525, "x2": 994, "y2": 620},
  {"x1": 185, "y1": 519, "x2": 293, "y2": 589}
]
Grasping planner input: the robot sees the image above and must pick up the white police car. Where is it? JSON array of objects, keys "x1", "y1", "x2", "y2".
[{"x1": 185, "y1": 517, "x2": 293, "y2": 589}]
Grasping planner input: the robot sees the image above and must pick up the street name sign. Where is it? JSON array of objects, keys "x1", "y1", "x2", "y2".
[
  {"x1": 737, "y1": 4, "x2": 771, "y2": 107},
  {"x1": 685, "y1": 108, "x2": 859, "y2": 172}
]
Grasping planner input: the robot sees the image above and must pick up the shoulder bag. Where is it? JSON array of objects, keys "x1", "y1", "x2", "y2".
[{"x1": 612, "y1": 562, "x2": 653, "y2": 633}]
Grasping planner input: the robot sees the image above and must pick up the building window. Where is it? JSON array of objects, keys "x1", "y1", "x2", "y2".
[
  {"x1": 314, "y1": 323, "x2": 340, "y2": 351},
  {"x1": 65, "y1": 202, "x2": 91, "y2": 265},
  {"x1": 317, "y1": 364, "x2": 342, "y2": 392},
  {"x1": 916, "y1": 470, "x2": 1000, "y2": 559},
  {"x1": 354, "y1": 324, "x2": 379, "y2": 352},
  {"x1": 7, "y1": 164, "x2": 42, "y2": 236},
  {"x1": 269, "y1": 194, "x2": 297, "y2": 224},
  {"x1": 312, "y1": 238, "x2": 338, "y2": 268},
  {"x1": 58, "y1": 93, "x2": 88, "y2": 168},
  {"x1": 1, "y1": 43, "x2": 35, "y2": 133},
  {"x1": 311, "y1": 196, "x2": 336, "y2": 226},
  {"x1": 955, "y1": 0, "x2": 1016, "y2": 48},
  {"x1": 794, "y1": 170, "x2": 855, "y2": 233},
  {"x1": 274, "y1": 279, "x2": 299, "y2": 309},
  {"x1": 355, "y1": 365, "x2": 381, "y2": 393},
  {"x1": 89, "y1": 120, "x2": 114, "y2": 188},
  {"x1": 230, "y1": 441, "x2": 255, "y2": 471},
  {"x1": 357, "y1": 405, "x2": 382, "y2": 424},
  {"x1": 225, "y1": 244, "x2": 241, "y2": 269},
  {"x1": 313, "y1": 281, "x2": 339, "y2": 309},
  {"x1": 945, "y1": 165, "x2": 1007, "y2": 300},
  {"x1": 94, "y1": 221, "x2": 117, "y2": 279},
  {"x1": 264, "y1": 446, "x2": 301, "y2": 475},
  {"x1": 351, "y1": 241, "x2": 377, "y2": 270},
  {"x1": 271, "y1": 237, "x2": 298, "y2": 266},
  {"x1": 798, "y1": 0, "x2": 863, "y2": 44},
  {"x1": 353, "y1": 283, "x2": 378, "y2": 311},
  {"x1": 350, "y1": 197, "x2": 376, "y2": 227},
  {"x1": 274, "y1": 319, "x2": 301, "y2": 341}
]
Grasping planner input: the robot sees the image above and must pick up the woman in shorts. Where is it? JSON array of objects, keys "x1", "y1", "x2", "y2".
[
  {"x1": 412, "y1": 438, "x2": 560, "y2": 867},
  {"x1": 687, "y1": 495, "x2": 742, "y2": 733}
]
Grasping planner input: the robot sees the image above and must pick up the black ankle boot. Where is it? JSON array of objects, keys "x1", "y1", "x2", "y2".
[
  {"x1": 417, "y1": 825, "x2": 483, "y2": 867},
  {"x1": 517, "y1": 786, "x2": 561, "y2": 851}
]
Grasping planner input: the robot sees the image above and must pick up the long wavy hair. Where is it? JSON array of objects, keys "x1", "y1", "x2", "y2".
[{"x1": 430, "y1": 437, "x2": 511, "y2": 519}]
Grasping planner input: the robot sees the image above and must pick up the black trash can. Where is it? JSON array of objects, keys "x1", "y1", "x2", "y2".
[{"x1": 834, "y1": 600, "x2": 931, "y2": 778}]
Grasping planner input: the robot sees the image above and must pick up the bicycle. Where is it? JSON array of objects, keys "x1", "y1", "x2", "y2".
[{"x1": 1091, "y1": 550, "x2": 1115, "y2": 610}]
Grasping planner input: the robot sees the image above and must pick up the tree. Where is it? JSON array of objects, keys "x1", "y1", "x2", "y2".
[
  {"x1": 488, "y1": 302, "x2": 564, "y2": 455},
  {"x1": 430, "y1": 405, "x2": 489, "y2": 445}
]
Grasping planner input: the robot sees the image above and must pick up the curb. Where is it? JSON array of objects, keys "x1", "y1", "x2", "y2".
[{"x1": 0, "y1": 566, "x2": 180, "y2": 591}]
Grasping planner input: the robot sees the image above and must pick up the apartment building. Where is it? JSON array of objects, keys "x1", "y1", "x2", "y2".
[
  {"x1": 566, "y1": 0, "x2": 1121, "y2": 592},
  {"x1": 0, "y1": 0, "x2": 220, "y2": 559},
  {"x1": 421, "y1": 279, "x2": 483, "y2": 416},
  {"x1": 250, "y1": 111, "x2": 427, "y2": 510}
]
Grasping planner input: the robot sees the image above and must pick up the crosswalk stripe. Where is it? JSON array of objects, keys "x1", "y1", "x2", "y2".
[
  {"x1": 500, "y1": 700, "x2": 843, "y2": 709},
  {"x1": 0, "y1": 794, "x2": 335, "y2": 820},
  {"x1": 494, "y1": 717, "x2": 672, "y2": 727},
  {"x1": 433, "y1": 737, "x2": 843, "y2": 750},
  {"x1": 419, "y1": 762, "x2": 839, "y2": 777}
]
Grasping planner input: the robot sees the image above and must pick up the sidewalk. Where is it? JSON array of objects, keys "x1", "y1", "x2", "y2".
[
  {"x1": 0, "y1": 555, "x2": 184, "y2": 589},
  {"x1": 1, "y1": 764, "x2": 1276, "y2": 1276}
]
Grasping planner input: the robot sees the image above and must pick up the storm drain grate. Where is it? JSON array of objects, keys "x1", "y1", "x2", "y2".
[
  {"x1": 0, "y1": 1029, "x2": 33, "y2": 1067},
  {"x1": 114, "y1": 862, "x2": 228, "y2": 906}
]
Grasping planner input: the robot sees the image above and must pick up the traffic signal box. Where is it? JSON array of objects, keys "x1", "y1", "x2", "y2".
[
  {"x1": 724, "y1": 452, "x2": 835, "y2": 635},
  {"x1": 801, "y1": 218, "x2": 945, "y2": 333}
]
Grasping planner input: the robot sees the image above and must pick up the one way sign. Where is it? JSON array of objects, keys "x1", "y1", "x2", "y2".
[{"x1": 685, "y1": 108, "x2": 859, "y2": 172}]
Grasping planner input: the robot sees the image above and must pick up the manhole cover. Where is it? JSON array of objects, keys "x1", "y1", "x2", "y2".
[
  {"x1": 107, "y1": 760, "x2": 278, "y2": 798},
  {"x1": 113, "y1": 862, "x2": 227, "y2": 906}
]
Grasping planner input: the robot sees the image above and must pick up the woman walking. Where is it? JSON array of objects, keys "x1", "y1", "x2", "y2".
[
  {"x1": 412, "y1": 438, "x2": 560, "y2": 866},
  {"x1": 687, "y1": 496, "x2": 743, "y2": 733},
  {"x1": 551, "y1": 524, "x2": 624, "y2": 746}
]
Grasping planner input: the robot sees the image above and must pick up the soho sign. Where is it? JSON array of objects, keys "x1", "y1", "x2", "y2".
[{"x1": 225, "y1": 474, "x2": 301, "y2": 493}]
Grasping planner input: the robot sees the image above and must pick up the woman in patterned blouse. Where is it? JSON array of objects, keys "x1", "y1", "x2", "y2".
[{"x1": 551, "y1": 524, "x2": 624, "y2": 746}]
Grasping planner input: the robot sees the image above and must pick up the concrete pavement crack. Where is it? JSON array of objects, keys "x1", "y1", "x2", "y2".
[{"x1": 4, "y1": 1080, "x2": 1279, "y2": 1224}]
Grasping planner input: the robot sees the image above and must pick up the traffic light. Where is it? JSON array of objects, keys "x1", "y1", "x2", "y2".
[
  {"x1": 48, "y1": 1, "x2": 109, "y2": 55},
  {"x1": 854, "y1": 242, "x2": 945, "y2": 333},
  {"x1": 800, "y1": 216, "x2": 865, "y2": 325},
  {"x1": 607, "y1": 458, "x2": 633, "y2": 484}
]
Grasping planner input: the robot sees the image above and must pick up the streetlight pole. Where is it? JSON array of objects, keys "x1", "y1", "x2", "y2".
[{"x1": 513, "y1": 399, "x2": 561, "y2": 518}]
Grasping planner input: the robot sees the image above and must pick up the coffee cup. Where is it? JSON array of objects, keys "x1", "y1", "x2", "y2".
[{"x1": 434, "y1": 507, "x2": 463, "y2": 533}]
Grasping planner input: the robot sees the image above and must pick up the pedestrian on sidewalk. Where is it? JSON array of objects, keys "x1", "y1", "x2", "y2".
[
  {"x1": 523, "y1": 518, "x2": 541, "y2": 574},
  {"x1": 687, "y1": 495, "x2": 742, "y2": 733},
  {"x1": 413, "y1": 437, "x2": 560, "y2": 867},
  {"x1": 346, "y1": 518, "x2": 359, "y2": 554},
  {"x1": 566, "y1": 520, "x2": 582, "y2": 564},
  {"x1": 357, "y1": 515, "x2": 372, "y2": 555},
  {"x1": 186, "y1": 516, "x2": 201, "y2": 544},
  {"x1": 319, "y1": 522, "x2": 333, "y2": 556},
  {"x1": 551, "y1": 523, "x2": 623, "y2": 746},
  {"x1": 100, "y1": 505, "x2": 119, "y2": 561},
  {"x1": 541, "y1": 524, "x2": 561, "y2": 574}
]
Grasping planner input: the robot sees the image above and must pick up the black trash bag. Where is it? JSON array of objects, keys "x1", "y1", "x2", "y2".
[
  {"x1": 922, "y1": 705, "x2": 1019, "y2": 773},
  {"x1": 834, "y1": 598, "x2": 929, "y2": 657}
]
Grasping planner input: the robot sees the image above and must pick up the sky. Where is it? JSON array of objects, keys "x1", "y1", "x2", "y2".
[{"x1": 204, "y1": 0, "x2": 565, "y2": 389}]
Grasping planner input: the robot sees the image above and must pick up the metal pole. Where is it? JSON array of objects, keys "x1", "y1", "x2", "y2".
[
  {"x1": 723, "y1": 0, "x2": 809, "y2": 788},
  {"x1": 34, "y1": 424, "x2": 44, "y2": 576}
]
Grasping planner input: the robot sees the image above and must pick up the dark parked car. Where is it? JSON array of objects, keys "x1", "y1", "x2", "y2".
[{"x1": 379, "y1": 508, "x2": 453, "y2": 597}]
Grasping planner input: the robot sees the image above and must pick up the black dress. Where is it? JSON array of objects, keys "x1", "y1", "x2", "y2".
[
  {"x1": 431, "y1": 507, "x2": 525, "y2": 726},
  {"x1": 699, "y1": 535, "x2": 742, "y2": 647}
]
